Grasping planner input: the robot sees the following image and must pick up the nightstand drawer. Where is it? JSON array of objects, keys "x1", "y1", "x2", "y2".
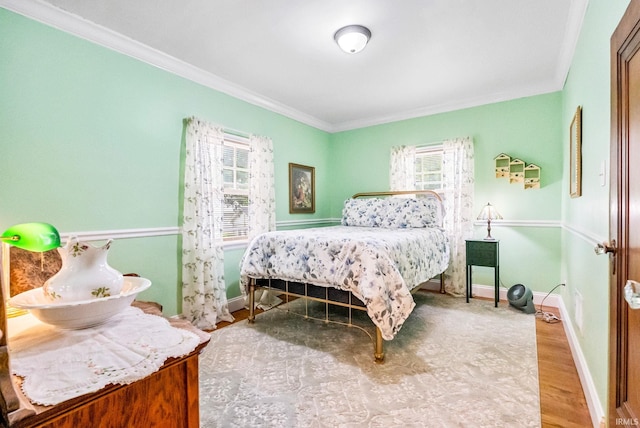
[{"x1": 466, "y1": 240, "x2": 499, "y2": 267}]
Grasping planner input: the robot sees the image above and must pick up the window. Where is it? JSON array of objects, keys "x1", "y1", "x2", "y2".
[
  {"x1": 414, "y1": 146, "x2": 443, "y2": 191},
  {"x1": 222, "y1": 136, "x2": 249, "y2": 241}
]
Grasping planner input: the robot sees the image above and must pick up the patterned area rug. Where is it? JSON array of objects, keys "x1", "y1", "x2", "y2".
[{"x1": 199, "y1": 292, "x2": 540, "y2": 427}]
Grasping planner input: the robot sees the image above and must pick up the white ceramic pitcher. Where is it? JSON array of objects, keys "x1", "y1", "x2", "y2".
[{"x1": 43, "y1": 237, "x2": 124, "y2": 302}]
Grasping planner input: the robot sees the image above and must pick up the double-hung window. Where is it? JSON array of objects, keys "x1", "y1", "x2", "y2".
[
  {"x1": 414, "y1": 145, "x2": 443, "y2": 191},
  {"x1": 222, "y1": 135, "x2": 249, "y2": 241}
]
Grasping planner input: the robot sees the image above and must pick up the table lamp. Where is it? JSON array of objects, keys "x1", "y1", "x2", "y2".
[
  {"x1": 1, "y1": 222, "x2": 60, "y2": 252},
  {"x1": 0, "y1": 223, "x2": 59, "y2": 414},
  {"x1": 477, "y1": 203, "x2": 502, "y2": 240},
  {"x1": 1, "y1": 223, "x2": 61, "y2": 318}
]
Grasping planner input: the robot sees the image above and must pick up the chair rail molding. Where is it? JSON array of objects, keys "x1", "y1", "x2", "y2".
[
  {"x1": 60, "y1": 227, "x2": 179, "y2": 242},
  {"x1": 474, "y1": 219, "x2": 561, "y2": 228},
  {"x1": 560, "y1": 222, "x2": 604, "y2": 247},
  {"x1": 58, "y1": 219, "x2": 602, "y2": 248}
]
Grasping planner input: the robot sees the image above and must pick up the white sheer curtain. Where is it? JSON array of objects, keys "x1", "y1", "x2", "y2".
[
  {"x1": 389, "y1": 138, "x2": 474, "y2": 296},
  {"x1": 247, "y1": 134, "x2": 276, "y2": 239},
  {"x1": 441, "y1": 137, "x2": 475, "y2": 295},
  {"x1": 247, "y1": 134, "x2": 279, "y2": 309},
  {"x1": 182, "y1": 117, "x2": 233, "y2": 329},
  {"x1": 389, "y1": 145, "x2": 416, "y2": 190}
]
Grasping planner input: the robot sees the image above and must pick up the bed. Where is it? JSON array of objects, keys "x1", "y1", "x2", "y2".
[{"x1": 239, "y1": 190, "x2": 450, "y2": 362}]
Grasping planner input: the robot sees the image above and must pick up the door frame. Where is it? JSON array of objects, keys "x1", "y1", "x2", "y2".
[{"x1": 609, "y1": 0, "x2": 640, "y2": 424}]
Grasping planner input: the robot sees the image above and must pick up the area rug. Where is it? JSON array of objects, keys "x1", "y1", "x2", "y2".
[{"x1": 199, "y1": 292, "x2": 540, "y2": 427}]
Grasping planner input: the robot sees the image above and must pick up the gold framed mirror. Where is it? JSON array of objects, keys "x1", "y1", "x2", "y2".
[{"x1": 570, "y1": 106, "x2": 582, "y2": 198}]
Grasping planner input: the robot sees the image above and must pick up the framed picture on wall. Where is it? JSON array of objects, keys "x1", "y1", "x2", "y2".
[
  {"x1": 570, "y1": 106, "x2": 582, "y2": 198},
  {"x1": 289, "y1": 163, "x2": 315, "y2": 213}
]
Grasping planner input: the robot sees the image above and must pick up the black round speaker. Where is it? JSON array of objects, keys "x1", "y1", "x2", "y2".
[{"x1": 507, "y1": 284, "x2": 536, "y2": 314}]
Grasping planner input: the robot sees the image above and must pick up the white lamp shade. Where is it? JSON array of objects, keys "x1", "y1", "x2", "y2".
[
  {"x1": 477, "y1": 203, "x2": 503, "y2": 220},
  {"x1": 477, "y1": 202, "x2": 502, "y2": 240},
  {"x1": 334, "y1": 25, "x2": 371, "y2": 54}
]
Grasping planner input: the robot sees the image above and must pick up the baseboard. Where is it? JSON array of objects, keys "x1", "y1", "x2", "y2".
[
  {"x1": 172, "y1": 295, "x2": 247, "y2": 323},
  {"x1": 556, "y1": 297, "x2": 605, "y2": 428},
  {"x1": 471, "y1": 283, "x2": 562, "y2": 307},
  {"x1": 227, "y1": 295, "x2": 247, "y2": 313}
]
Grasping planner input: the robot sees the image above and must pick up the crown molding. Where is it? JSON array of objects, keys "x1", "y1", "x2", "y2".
[
  {"x1": 326, "y1": 0, "x2": 586, "y2": 132},
  {"x1": 553, "y1": 0, "x2": 588, "y2": 88},
  {"x1": 0, "y1": 0, "x2": 333, "y2": 132},
  {"x1": 329, "y1": 81, "x2": 562, "y2": 133},
  {"x1": 2, "y1": 0, "x2": 584, "y2": 134}
]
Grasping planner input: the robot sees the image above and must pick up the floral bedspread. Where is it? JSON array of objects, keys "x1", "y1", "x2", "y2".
[{"x1": 240, "y1": 225, "x2": 449, "y2": 340}]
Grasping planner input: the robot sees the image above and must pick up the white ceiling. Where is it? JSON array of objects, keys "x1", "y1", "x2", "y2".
[{"x1": 4, "y1": 0, "x2": 587, "y2": 132}]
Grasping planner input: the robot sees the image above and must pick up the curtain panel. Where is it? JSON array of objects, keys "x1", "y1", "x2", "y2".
[
  {"x1": 389, "y1": 138, "x2": 474, "y2": 295},
  {"x1": 389, "y1": 145, "x2": 416, "y2": 190},
  {"x1": 247, "y1": 134, "x2": 279, "y2": 309},
  {"x1": 182, "y1": 118, "x2": 233, "y2": 329},
  {"x1": 248, "y1": 134, "x2": 276, "y2": 240},
  {"x1": 441, "y1": 137, "x2": 475, "y2": 295}
]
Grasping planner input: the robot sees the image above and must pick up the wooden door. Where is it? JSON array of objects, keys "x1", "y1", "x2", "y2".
[{"x1": 610, "y1": 1, "x2": 640, "y2": 425}]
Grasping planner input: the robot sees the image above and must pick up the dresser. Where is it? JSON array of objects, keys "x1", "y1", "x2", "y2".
[{"x1": 4, "y1": 302, "x2": 210, "y2": 428}]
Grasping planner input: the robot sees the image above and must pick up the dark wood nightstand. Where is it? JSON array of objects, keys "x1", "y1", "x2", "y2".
[{"x1": 466, "y1": 239, "x2": 500, "y2": 307}]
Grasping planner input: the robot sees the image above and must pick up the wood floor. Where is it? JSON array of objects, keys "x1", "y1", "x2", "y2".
[
  {"x1": 215, "y1": 295, "x2": 593, "y2": 427},
  {"x1": 535, "y1": 307, "x2": 592, "y2": 427}
]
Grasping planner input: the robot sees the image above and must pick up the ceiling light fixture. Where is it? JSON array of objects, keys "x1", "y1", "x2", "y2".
[{"x1": 334, "y1": 25, "x2": 371, "y2": 54}]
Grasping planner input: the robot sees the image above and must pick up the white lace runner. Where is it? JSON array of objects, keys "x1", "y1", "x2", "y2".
[{"x1": 9, "y1": 306, "x2": 201, "y2": 406}]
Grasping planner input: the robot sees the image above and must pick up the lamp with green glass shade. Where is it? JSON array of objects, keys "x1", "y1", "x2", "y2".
[
  {"x1": 1, "y1": 222, "x2": 61, "y2": 320},
  {"x1": 0, "y1": 224, "x2": 60, "y2": 415},
  {"x1": 1, "y1": 222, "x2": 61, "y2": 252}
]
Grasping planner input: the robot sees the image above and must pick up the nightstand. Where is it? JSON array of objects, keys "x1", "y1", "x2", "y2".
[{"x1": 465, "y1": 239, "x2": 500, "y2": 307}]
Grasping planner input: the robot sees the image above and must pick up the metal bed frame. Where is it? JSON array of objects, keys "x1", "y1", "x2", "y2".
[{"x1": 246, "y1": 190, "x2": 445, "y2": 363}]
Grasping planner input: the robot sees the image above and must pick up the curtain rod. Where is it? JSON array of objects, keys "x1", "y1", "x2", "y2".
[
  {"x1": 416, "y1": 141, "x2": 444, "y2": 149},
  {"x1": 183, "y1": 117, "x2": 250, "y2": 139},
  {"x1": 224, "y1": 128, "x2": 250, "y2": 139}
]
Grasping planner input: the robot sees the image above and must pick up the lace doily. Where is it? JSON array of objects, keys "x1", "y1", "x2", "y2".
[{"x1": 9, "y1": 306, "x2": 201, "y2": 406}]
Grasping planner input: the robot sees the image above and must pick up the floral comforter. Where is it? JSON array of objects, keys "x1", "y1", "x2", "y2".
[{"x1": 240, "y1": 225, "x2": 450, "y2": 340}]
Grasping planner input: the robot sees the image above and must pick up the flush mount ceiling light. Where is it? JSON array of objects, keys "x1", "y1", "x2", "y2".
[{"x1": 334, "y1": 25, "x2": 371, "y2": 54}]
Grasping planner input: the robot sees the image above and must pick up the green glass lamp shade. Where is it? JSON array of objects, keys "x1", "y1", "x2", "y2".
[{"x1": 1, "y1": 222, "x2": 61, "y2": 252}]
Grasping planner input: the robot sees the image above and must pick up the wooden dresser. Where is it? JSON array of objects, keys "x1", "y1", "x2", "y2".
[{"x1": 2, "y1": 302, "x2": 210, "y2": 428}]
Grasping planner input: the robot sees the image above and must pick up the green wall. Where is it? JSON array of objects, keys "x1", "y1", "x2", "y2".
[
  {"x1": 560, "y1": 0, "x2": 631, "y2": 414},
  {"x1": 2, "y1": 1, "x2": 634, "y2": 418},
  {"x1": 0, "y1": 9, "x2": 331, "y2": 315},
  {"x1": 329, "y1": 93, "x2": 564, "y2": 293},
  {"x1": 0, "y1": 7, "x2": 566, "y2": 313}
]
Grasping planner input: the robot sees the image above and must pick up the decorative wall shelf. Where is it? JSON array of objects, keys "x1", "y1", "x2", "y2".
[
  {"x1": 509, "y1": 158, "x2": 525, "y2": 184},
  {"x1": 494, "y1": 153, "x2": 540, "y2": 189},
  {"x1": 494, "y1": 153, "x2": 510, "y2": 178},
  {"x1": 524, "y1": 164, "x2": 541, "y2": 189}
]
